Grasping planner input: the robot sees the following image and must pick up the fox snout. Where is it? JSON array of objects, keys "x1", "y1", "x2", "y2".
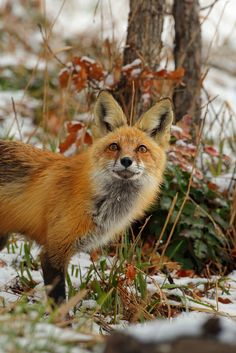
[
  {"x1": 118, "y1": 157, "x2": 136, "y2": 179},
  {"x1": 120, "y1": 157, "x2": 133, "y2": 168},
  {"x1": 112, "y1": 156, "x2": 142, "y2": 180}
]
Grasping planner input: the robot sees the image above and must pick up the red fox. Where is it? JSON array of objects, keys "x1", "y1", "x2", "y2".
[{"x1": 0, "y1": 91, "x2": 173, "y2": 304}]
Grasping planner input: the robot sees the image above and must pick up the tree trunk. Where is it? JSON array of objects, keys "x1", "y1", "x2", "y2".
[
  {"x1": 121, "y1": 0, "x2": 165, "y2": 120},
  {"x1": 124, "y1": 0, "x2": 164, "y2": 70},
  {"x1": 173, "y1": 0, "x2": 201, "y2": 124}
]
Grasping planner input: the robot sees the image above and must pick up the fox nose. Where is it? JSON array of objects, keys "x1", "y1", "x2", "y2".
[{"x1": 120, "y1": 157, "x2": 133, "y2": 168}]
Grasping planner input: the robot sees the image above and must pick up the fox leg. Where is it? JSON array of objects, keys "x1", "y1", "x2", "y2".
[
  {"x1": 0, "y1": 234, "x2": 9, "y2": 251},
  {"x1": 40, "y1": 250, "x2": 66, "y2": 305}
]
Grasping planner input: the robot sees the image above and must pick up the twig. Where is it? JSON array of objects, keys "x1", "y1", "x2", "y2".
[
  {"x1": 54, "y1": 289, "x2": 87, "y2": 322},
  {"x1": 153, "y1": 193, "x2": 178, "y2": 254},
  {"x1": 38, "y1": 24, "x2": 66, "y2": 67},
  {"x1": 162, "y1": 265, "x2": 175, "y2": 285},
  {"x1": 200, "y1": 0, "x2": 220, "y2": 12},
  {"x1": 130, "y1": 81, "x2": 135, "y2": 125},
  {"x1": 203, "y1": 1, "x2": 228, "y2": 68},
  {"x1": 11, "y1": 97, "x2": 23, "y2": 141},
  {"x1": 91, "y1": 258, "x2": 106, "y2": 285},
  {"x1": 131, "y1": 215, "x2": 152, "y2": 254}
]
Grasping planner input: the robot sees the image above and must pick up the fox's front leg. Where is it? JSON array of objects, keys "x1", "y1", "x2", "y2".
[
  {"x1": 40, "y1": 251, "x2": 66, "y2": 305},
  {"x1": 0, "y1": 234, "x2": 9, "y2": 251}
]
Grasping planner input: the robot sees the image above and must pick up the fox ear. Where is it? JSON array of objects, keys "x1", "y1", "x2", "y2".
[
  {"x1": 93, "y1": 91, "x2": 127, "y2": 137},
  {"x1": 135, "y1": 98, "x2": 174, "y2": 149}
]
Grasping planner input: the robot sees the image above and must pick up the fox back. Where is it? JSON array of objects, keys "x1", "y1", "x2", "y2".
[{"x1": 0, "y1": 91, "x2": 174, "y2": 304}]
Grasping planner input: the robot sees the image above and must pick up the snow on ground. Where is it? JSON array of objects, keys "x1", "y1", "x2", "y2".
[
  {"x1": 0, "y1": 51, "x2": 46, "y2": 70},
  {"x1": 0, "y1": 315, "x2": 94, "y2": 353},
  {"x1": 0, "y1": 241, "x2": 86, "y2": 304},
  {"x1": 1, "y1": 239, "x2": 236, "y2": 352},
  {"x1": 147, "y1": 272, "x2": 236, "y2": 318},
  {"x1": 1, "y1": 240, "x2": 236, "y2": 321},
  {"x1": 127, "y1": 311, "x2": 236, "y2": 345},
  {"x1": 0, "y1": 91, "x2": 40, "y2": 141}
]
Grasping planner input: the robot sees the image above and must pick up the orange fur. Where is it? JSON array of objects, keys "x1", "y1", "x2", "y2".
[{"x1": 0, "y1": 91, "x2": 174, "y2": 304}]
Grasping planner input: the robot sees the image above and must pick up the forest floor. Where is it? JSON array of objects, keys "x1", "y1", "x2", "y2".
[{"x1": 1, "y1": 241, "x2": 236, "y2": 352}]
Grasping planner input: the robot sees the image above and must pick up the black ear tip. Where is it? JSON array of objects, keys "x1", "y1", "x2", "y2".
[
  {"x1": 97, "y1": 89, "x2": 113, "y2": 99},
  {"x1": 159, "y1": 97, "x2": 174, "y2": 108},
  {"x1": 159, "y1": 96, "x2": 171, "y2": 101}
]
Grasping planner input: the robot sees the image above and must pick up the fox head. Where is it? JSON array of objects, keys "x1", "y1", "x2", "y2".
[{"x1": 92, "y1": 91, "x2": 174, "y2": 185}]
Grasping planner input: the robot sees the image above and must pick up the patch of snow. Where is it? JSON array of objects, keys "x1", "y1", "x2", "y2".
[
  {"x1": 146, "y1": 272, "x2": 236, "y2": 318},
  {"x1": 204, "y1": 68, "x2": 236, "y2": 118},
  {"x1": 63, "y1": 143, "x2": 77, "y2": 157},
  {"x1": 227, "y1": 271, "x2": 236, "y2": 281},
  {"x1": 0, "y1": 266, "x2": 18, "y2": 286},
  {"x1": 200, "y1": 0, "x2": 236, "y2": 49},
  {"x1": 71, "y1": 252, "x2": 93, "y2": 268},
  {"x1": 34, "y1": 323, "x2": 93, "y2": 341},
  {"x1": 212, "y1": 173, "x2": 235, "y2": 193},
  {"x1": 0, "y1": 90, "x2": 26, "y2": 108},
  {"x1": 45, "y1": 0, "x2": 129, "y2": 43},
  {"x1": 0, "y1": 291, "x2": 19, "y2": 303},
  {"x1": 131, "y1": 68, "x2": 142, "y2": 78},
  {"x1": 127, "y1": 312, "x2": 207, "y2": 342},
  {"x1": 141, "y1": 93, "x2": 151, "y2": 106},
  {"x1": 81, "y1": 56, "x2": 96, "y2": 64},
  {"x1": 127, "y1": 312, "x2": 236, "y2": 344},
  {"x1": 75, "y1": 65, "x2": 82, "y2": 72},
  {"x1": 171, "y1": 125, "x2": 183, "y2": 133},
  {"x1": 0, "y1": 242, "x2": 94, "y2": 304},
  {"x1": 0, "y1": 90, "x2": 42, "y2": 141},
  {"x1": 175, "y1": 140, "x2": 196, "y2": 150},
  {"x1": 81, "y1": 299, "x2": 97, "y2": 309},
  {"x1": 122, "y1": 59, "x2": 142, "y2": 71},
  {"x1": 0, "y1": 52, "x2": 45, "y2": 70},
  {"x1": 104, "y1": 74, "x2": 115, "y2": 87},
  {"x1": 0, "y1": 252, "x2": 19, "y2": 264},
  {"x1": 0, "y1": 90, "x2": 40, "y2": 118},
  {"x1": 0, "y1": 113, "x2": 36, "y2": 141}
]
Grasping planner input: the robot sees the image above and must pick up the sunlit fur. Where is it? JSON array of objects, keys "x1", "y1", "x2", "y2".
[
  {"x1": 91, "y1": 125, "x2": 166, "y2": 210},
  {"x1": 79, "y1": 125, "x2": 167, "y2": 251},
  {"x1": 0, "y1": 91, "x2": 173, "y2": 303}
]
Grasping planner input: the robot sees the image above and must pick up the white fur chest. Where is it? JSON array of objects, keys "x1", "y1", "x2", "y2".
[{"x1": 76, "y1": 179, "x2": 142, "y2": 251}]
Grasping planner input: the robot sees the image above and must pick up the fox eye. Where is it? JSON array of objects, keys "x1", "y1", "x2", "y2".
[
  {"x1": 108, "y1": 143, "x2": 119, "y2": 151},
  {"x1": 137, "y1": 145, "x2": 148, "y2": 153}
]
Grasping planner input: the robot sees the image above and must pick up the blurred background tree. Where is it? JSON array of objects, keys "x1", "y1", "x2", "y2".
[{"x1": 123, "y1": 0, "x2": 201, "y2": 126}]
